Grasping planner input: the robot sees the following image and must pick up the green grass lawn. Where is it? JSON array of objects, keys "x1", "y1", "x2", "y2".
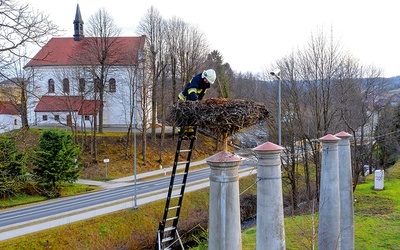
[
  {"x1": 241, "y1": 163, "x2": 400, "y2": 250},
  {"x1": 0, "y1": 184, "x2": 99, "y2": 209},
  {"x1": 0, "y1": 194, "x2": 47, "y2": 209},
  {"x1": 1, "y1": 164, "x2": 399, "y2": 249}
]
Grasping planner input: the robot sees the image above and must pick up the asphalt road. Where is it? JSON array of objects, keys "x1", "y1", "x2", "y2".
[{"x1": 0, "y1": 156, "x2": 257, "y2": 241}]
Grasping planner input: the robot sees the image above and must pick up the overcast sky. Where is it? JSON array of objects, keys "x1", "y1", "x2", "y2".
[{"x1": 24, "y1": 0, "x2": 400, "y2": 78}]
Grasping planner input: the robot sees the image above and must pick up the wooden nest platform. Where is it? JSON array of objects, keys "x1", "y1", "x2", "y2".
[{"x1": 169, "y1": 98, "x2": 270, "y2": 139}]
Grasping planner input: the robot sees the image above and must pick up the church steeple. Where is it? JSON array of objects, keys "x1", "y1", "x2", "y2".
[{"x1": 73, "y1": 4, "x2": 84, "y2": 41}]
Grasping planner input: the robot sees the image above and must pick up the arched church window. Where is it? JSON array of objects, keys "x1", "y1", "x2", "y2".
[
  {"x1": 79, "y1": 78, "x2": 85, "y2": 93},
  {"x1": 63, "y1": 78, "x2": 70, "y2": 93},
  {"x1": 109, "y1": 78, "x2": 116, "y2": 92},
  {"x1": 48, "y1": 79, "x2": 55, "y2": 93},
  {"x1": 94, "y1": 78, "x2": 101, "y2": 93}
]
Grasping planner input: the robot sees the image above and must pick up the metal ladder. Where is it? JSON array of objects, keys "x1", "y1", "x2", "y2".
[{"x1": 156, "y1": 126, "x2": 197, "y2": 250}]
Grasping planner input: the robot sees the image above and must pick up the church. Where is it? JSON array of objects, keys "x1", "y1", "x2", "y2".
[{"x1": 24, "y1": 4, "x2": 150, "y2": 130}]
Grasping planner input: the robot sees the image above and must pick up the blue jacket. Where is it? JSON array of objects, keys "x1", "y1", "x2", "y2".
[{"x1": 178, "y1": 73, "x2": 211, "y2": 101}]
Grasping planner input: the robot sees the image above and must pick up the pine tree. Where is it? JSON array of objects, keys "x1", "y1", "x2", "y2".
[
  {"x1": 33, "y1": 130, "x2": 81, "y2": 197},
  {"x1": 0, "y1": 135, "x2": 26, "y2": 198}
]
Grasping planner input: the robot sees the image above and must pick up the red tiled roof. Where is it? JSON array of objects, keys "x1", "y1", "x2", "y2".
[
  {"x1": 34, "y1": 96, "x2": 99, "y2": 115},
  {"x1": 25, "y1": 36, "x2": 146, "y2": 67},
  {"x1": 0, "y1": 101, "x2": 19, "y2": 115},
  {"x1": 78, "y1": 100, "x2": 100, "y2": 115},
  {"x1": 35, "y1": 96, "x2": 83, "y2": 112}
]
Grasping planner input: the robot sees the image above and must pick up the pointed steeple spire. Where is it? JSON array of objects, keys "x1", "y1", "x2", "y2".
[{"x1": 73, "y1": 4, "x2": 84, "y2": 41}]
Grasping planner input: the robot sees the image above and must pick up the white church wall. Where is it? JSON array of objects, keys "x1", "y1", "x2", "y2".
[{"x1": 27, "y1": 66, "x2": 152, "y2": 129}]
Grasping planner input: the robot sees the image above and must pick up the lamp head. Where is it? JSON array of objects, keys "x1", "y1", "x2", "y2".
[{"x1": 270, "y1": 69, "x2": 281, "y2": 79}]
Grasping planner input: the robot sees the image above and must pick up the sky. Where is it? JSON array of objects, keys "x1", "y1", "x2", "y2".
[{"x1": 23, "y1": 0, "x2": 400, "y2": 78}]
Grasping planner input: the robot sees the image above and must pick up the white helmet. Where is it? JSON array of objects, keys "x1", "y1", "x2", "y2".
[{"x1": 202, "y1": 69, "x2": 216, "y2": 84}]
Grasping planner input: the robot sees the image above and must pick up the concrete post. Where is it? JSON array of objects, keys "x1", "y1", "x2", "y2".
[
  {"x1": 253, "y1": 142, "x2": 286, "y2": 250},
  {"x1": 335, "y1": 131, "x2": 354, "y2": 250},
  {"x1": 207, "y1": 151, "x2": 242, "y2": 250},
  {"x1": 318, "y1": 134, "x2": 341, "y2": 250}
]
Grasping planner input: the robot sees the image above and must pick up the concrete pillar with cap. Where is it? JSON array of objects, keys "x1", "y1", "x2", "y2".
[
  {"x1": 318, "y1": 134, "x2": 341, "y2": 250},
  {"x1": 253, "y1": 142, "x2": 286, "y2": 250},
  {"x1": 207, "y1": 151, "x2": 242, "y2": 250},
  {"x1": 335, "y1": 131, "x2": 354, "y2": 250}
]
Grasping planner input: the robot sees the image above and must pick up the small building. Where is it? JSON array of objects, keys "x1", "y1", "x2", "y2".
[
  {"x1": 0, "y1": 101, "x2": 21, "y2": 133},
  {"x1": 34, "y1": 96, "x2": 99, "y2": 129}
]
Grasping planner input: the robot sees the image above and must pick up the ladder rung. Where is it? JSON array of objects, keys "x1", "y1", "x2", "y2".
[
  {"x1": 168, "y1": 206, "x2": 180, "y2": 211},
  {"x1": 173, "y1": 183, "x2": 184, "y2": 188},
  {"x1": 170, "y1": 194, "x2": 182, "y2": 199},
  {"x1": 162, "y1": 236, "x2": 174, "y2": 243},
  {"x1": 179, "y1": 149, "x2": 191, "y2": 153},
  {"x1": 164, "y1": 226, "x2": 176, "y2": 232},
  {"x1": 176, "y1": 161, "x2": 189, "y2": 165},
  {"x1": 166, "y1": 216, "x2": 178, "y2": 221}
]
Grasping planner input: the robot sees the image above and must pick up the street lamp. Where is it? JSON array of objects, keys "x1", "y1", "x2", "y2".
[{"x1": 270, "y1": 69, "x2": 282, "y2": 146}]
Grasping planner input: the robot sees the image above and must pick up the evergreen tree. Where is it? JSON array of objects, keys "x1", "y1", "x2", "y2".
[
  {"x1": 0, "y1": 135, "x2": 26, "y2": 198},
  {"x1": 206, "y1": 50, "x2": 233, "y2": 98},
  {"x1": 33, "y1": 130, "x2": 82, "y2": 197}
]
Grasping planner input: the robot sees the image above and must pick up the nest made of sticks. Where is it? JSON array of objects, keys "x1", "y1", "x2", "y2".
[{"x1": 168, "y1": 98, "x2": 270, "y2": 139}]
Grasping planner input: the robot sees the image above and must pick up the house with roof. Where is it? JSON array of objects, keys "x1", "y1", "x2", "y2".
[
  {"x1": 24, "y1": 4, "x2": 150, "y2": 130},
  {"x1": 0, "y1": 101, "x2": 21, "y2": 133},
  {"x1": 34, "y1": 96, "x2": 100, "y2": 128}
]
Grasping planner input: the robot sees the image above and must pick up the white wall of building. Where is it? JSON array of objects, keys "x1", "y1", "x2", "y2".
[
  {"x1": 26, "y1": 66, "x2": 151, "y2": 129},
  {"x1": 0, "y1": 114, "x2": 21, "y2": 134}
]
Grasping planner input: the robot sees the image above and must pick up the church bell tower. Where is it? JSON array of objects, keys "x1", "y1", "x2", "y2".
[{"x1": 73, "y1": 4, "x2": 84, "y2": 41}]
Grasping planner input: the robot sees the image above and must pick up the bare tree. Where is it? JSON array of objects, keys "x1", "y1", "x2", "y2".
[
  {"x1": 158, "y1": 57, "x2": 170, "y2": 164},
  {"x1": 294, "y1": 30, "x2": 345, "y2": 198},
  {"x1": 261, "y1": 53, "x2": 310, "y2": 212},
  {"x1": 0, "y1": 0, "x2": 60, "y2": 130},
  {"x1": 3, "y1": 54, "x2": 30, "y2": 130},
  {"x1": 165, "y1": 16, "x2": 187, "y2": 137},
  {"x1": 121, "y1": 41, "x2": 146, "y2": 159},
  {"x1": 138, "y1": 63, "x2": 152, "y2": 163},
  {"x1": 177, "y1": 24, "x2": 209, "y2": 85},
  {"x1": 83, "y1": 7, "x2": 121, "y2": 134},
  {"x1": 0, "y1": 0, "x2": 59, "y2": 60},
  {"x1": 136, "y1": 6, "x2": 167, "y2": 141},
  {"x1": 338, "y1": 63, "x2": 386, "y2": 187},
  {"x1": 263, "y1": 28, "x2": 385, "y2": 213}
]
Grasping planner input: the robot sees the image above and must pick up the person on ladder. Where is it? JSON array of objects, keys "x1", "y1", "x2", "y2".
[{"x1": 178, "y1": 69, "x2": 217, "y2": 139}]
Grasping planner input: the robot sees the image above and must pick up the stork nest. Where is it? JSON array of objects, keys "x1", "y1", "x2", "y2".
[{"x1": 169, "y1": 98, "x2": 270, "y2": 139}]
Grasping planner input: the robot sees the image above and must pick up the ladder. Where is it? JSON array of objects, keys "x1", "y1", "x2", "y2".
[{"x1": 156, "y1": 126, "x2": 197, "y2": 250}]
